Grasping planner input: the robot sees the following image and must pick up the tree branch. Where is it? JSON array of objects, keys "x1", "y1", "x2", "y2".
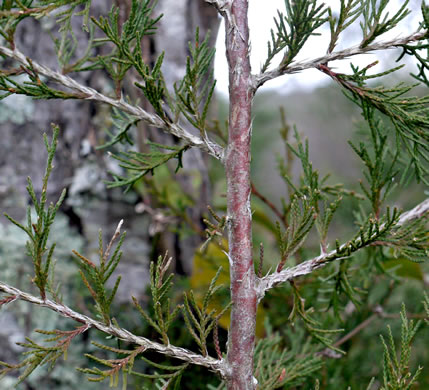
[
  {"x1": 204, "y1": 0, "x2": 231, "y2": 15},
  {"x1": 0, "y1": 281, "x2": 226, "y2": 376},
  {"x1": 251, "y1": 182, "x2": 286, "y2": 227},
  {"x1": 257, "y1": 198, "x2": 429, "y2": 299},
  {"x1": 318, "y1": 305, "x2": 427, "y2": 358},
  {"x1": 253, "y1": 30, "x2": 428, "y2": 90},
  {"x1": 0, "y1": 44, "x2": 224, "y2": 162}
]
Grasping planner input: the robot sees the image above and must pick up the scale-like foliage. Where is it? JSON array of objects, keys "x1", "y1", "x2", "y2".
[
  {"x1": 201, "y1": 206, "x2": 227, "y2": 251},
  {"x1": 73, "y1": 222, "x2": 126, "y2": 325},
  {"x1": 317, "y1": 259, "x2": 365, "y2": 322},
  {"x1": 4, "y1": 125, "x2": 65, "y2": 300},
  {"x1": 209, "y1": 324, "x2": 323, "y2": 390},
  {"x1": 54, "y1": 23, "x2": 101, "y2": 74},
  {"x1": 349, "y1": 106, "x2": 398, "y2": 215},
  {"x1": 133, "y1": 253, "x2": 182, "y2": 345},
  {"x1": 92, "y1": 0, "x2": 164, "y2": 103},
  {"x1": 182, "y1": 267, "x2": 231, "y2": 357},
  {"x1": 377, "y1": 212, "x2": 429, "y2": 262},
  {"x1": 360, "y1": 0, "x2": 410, "y2": 48},
  {"x1": 404, "y1": 3, "x2": 429, "y2": 86},
  {"x1": 78, "y1": 342, "x2": 187, "y2": 390},
  {"x1": 0, "y1": 1, "x2": 89, "y2": 45},
  {"x1": 262, "y1": 0, "x2": 327, "y2": 72},
  {"x1": 174, "y1": 28, "x2": 216, "y2": 134},
  {"x1": 0, "y1": 325, "x2": 89, "y2": 385},
  {"x1": 0, "y1": 61, "x2": 83, "y2": 100},
  {"x1": 281, "y1": 129, "x2": 348, "y2": 249},
  {"x1": 275, "y1": 196, "x2": 316, "y2": 272},
  {"x1": 97, "y1": 106, "x2": 139, "y2": 149},
  {"x1": 0, "y1": 0, "x2": 429, "y2": 388},
  {"x1": 318, "y1": 61, "x2": 429, "y2": 185},
  {"x1": 106, "y1": 142, "x2": 190, "y2": 192},
  {"x1": 379, "y1": 305, "x2": 422, "y2": 390},
  {"x1": 253, "y1": 325, "x2": 322, "y2": 389},
  {"x1": 327, "y1": 0, "x2": 363, "y2": 53},
  {"x1": 289, "y1": 282, "x2": 344, "y2": 354}
]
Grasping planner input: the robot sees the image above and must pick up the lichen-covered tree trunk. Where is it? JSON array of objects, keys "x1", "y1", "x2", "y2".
[
  {"x1": 0, "y1": 0, "x2": 220, "y2": 375},
  {"x1": 0, "y1": 2, "x2": 108, "y2": 378},
  {"x1": 0, "y1": 0, "x2": 219, "y2": 275}
]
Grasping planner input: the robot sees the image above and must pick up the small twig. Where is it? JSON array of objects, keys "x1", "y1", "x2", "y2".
[
  {"x1": 316, "y1": 63, "x2": 373, "y2": 99},
  {"x1": 318, "y1": 305, "x2": 427, "y2": 358},
  {"x1": 0, "y1": 294, "x2": 18, "y2": 306},
  {"x1": 0, "y1": 281, "x2": 226, "y2": 377},
  {"x1": 257, "y1": 243, "x2": 264, "y2": 278},
  {"x1": 103, "y1": 219, "x2": 124, "y2": 263},
  {"x1": 213, "y1": 318, "x2": 223, "y2": 360},
  {"x1": 251, "y1": 182, "x2": 286, "y2": 226},
  {"x1": 0, "y1": 4, "x2": 57, "y2": 18},
  {"x1": 333, "y1": 314, "x2": 377, "y2": 351}
]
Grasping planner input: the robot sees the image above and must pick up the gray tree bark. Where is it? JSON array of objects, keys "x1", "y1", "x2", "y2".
[{"x1": 0, "y1": 0, "x2": 220, "y2": 378}]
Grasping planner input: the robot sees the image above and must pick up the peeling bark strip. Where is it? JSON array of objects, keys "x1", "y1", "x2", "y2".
[{"x1": 224, "y1": 1, "x2": 257, "y2": 389}]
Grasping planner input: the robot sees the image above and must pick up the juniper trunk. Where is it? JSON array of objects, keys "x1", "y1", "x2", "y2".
[{"x1": 225, "y1": 1, "x2": 257, "y2": 389}]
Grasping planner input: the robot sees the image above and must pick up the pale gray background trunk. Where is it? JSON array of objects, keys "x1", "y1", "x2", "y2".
[{"x1": 0, "y1": 1, "x2": 219, "y2": 387}]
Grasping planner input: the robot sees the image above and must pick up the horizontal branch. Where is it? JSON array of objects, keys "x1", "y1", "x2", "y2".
[
  {"x1": 253, "y1": 30, "x2": 428, "y2": 90},
  {"x1": 257, "y1": 198, "x2": 429, "y2": 300},
  {"x1": 0, "y1": 281, "x2": 226, "y2": 376},
  {"x1": 0, "y1": 44, "x2": 224, "y2": 162}
]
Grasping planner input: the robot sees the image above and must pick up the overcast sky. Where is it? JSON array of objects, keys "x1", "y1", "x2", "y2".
[{"x1": 214, "y1": 0, "x2": 422, "y2": 94}]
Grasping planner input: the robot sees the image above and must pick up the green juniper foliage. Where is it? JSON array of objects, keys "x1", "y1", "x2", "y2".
[
  {"x1": 360, "y1": 0, "x2": 410, "y2": 48},
  {"x1": 182, "y1": 267, "x2": 231, "y2": 357},
  {"x1": 106, "y1": 141, "x2": 190, "y2": 192},
  {"x1": 132, "y1": 253, "x2": 183, "y2": 346},
  {"x1": 379, "y1": 304, "x2": 423, "y2": 390},
  {"x1": 262, "y1": 0, "x2": 327, "y2": 72},
  {"x1": 0, "y1": 0, "x2": 428, "y2": 389},
  {"x1": 250, "y1": 323, "x2": 323, "y2": 389},
  {"x1": 3, "y1": 125, "x2": 66, "y2": 301},
  {"x1": 72, "y1": 223, "x2": 126, "y2": 326},
  {"x1": 77, "y1": 343, "x2": 188, "y2": 389},
  {"x1": 174, "y1": 28, "x2": 217, "y2": 134},
  {"x1": 288, "y1": 281, "x2": 344, "y2": 354}
]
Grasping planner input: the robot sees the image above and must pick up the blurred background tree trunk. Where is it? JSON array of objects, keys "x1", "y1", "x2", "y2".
[
  {"x1": 118, "y1": 0, "x2": 220, "y2": 274},
  {"x1": 0, "y1": 0, "x2": 220, "y2": 277},
  {"x1": 0, "y1": 2, "x2": 220, "y2": 382},
  {"x1": 151, "y1": 0, "x2": 220, "y2": 274}
]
